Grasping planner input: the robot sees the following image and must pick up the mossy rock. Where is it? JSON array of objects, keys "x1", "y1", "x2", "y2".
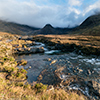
[{"x1": 18, "y1": 59, "x2": 27, "y2": 66}]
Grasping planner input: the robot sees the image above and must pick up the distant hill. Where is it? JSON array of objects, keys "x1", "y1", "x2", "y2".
[
  {"x1": 39, "y1": 24, "x2": 56, "y2": 34},
  {"x1": 70, "y1": 14, "x2": 100, "y2": 35},
  {"x1": 37, "y1": 24, "x2": 73, "y2": 35},
  {"x1": 80, "y1": 14, "x2": 100, "y2": 28},
  {"x1": 0, "y1": 20, "x2": 39, "y2": 35}
]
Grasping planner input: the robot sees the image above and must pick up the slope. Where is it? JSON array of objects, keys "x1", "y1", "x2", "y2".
[{"x1": 0, "y1": 20, "x2": 39, "y2": 35}]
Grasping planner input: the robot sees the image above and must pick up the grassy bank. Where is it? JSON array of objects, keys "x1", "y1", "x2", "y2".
[{"x1": 33, "y1": 34, "x2": 100, "y2": 55}]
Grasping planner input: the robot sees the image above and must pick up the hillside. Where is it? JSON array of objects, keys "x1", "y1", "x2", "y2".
[
  {"x1": 80, "y1": 14, "x2": 100, "y2": 28},
  {"x1": 70, "y1": 14, "x2": 100, "y2": 35},
  {"x1": 0, "y1": 20, "x2": 72, "y2": 35},
  {"x1": 37, "y1": 24, "x2": 72, "y2": 35},
  {"x1": 0, "y1": 20, "x2": 39, "y2": 35}
]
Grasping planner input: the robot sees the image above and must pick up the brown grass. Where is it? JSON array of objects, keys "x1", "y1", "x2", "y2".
[{"x1": 35, "y1": 34, "x2": 100, "y2": 49}]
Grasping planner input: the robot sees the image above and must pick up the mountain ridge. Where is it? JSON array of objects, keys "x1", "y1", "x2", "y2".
[
  {"x1": 0, "y1": 20, "x2": 40, "y2": 35},
  {"x1": 0, "y1": 13, "x2": 100, "y2": 35}
]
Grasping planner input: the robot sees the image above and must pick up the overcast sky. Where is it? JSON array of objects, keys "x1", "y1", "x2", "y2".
[{"x1": 0, "y1": 0, "x2": 100, "y2": 28}]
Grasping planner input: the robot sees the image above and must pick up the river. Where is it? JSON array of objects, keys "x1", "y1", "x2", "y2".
[{"x1": 15, "y1": 42, "x2": 100, "y2": 99}]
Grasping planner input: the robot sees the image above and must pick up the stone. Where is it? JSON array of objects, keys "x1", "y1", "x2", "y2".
[
  {"x1": 78, "y1": 68, "x2": 83, "y2": 73},
  {"x1": 14, "y1": 46, "x2": 44, "y2": 55},
  {"x1": 48, "y1": 58, "x2": 51, "y2": 61},
  {"x1": 28, "y1": 66, "x2": 31, "y2": 69},
  {"x1": 50, "y1": 60, "x2": 57, "y2": 65},
  {"x1": 47, "y1": 85, "x2": 54, "y2": 91}
]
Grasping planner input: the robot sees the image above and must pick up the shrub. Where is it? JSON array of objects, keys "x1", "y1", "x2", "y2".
[
  {"x1": 3, "y1": 66, "x2": 15, "y2": 73},
  {"x1": 15, "y1": 82, "x2": 24, "y2": 87},
  {"x1": 3, "y1": 57, "x2": 8, "y2": 61},
  {"x1": 24, "y1": 83, "x2": 31, "y2": 89},
  {"x1": 35, "y1": 83, "x2": 47, "y2": 93},
  {"x1": 20, "y1": 68, "x2": 27, "y2": 74}
]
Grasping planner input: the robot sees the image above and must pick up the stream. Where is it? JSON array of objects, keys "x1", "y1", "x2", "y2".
[{"x1": 15, "y1": 42, "x2": 100, "y2": 99}]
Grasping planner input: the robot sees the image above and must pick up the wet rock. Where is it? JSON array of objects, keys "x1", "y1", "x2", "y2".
[
  {"x1": 77, "y1": 68, "x2": 83, "y2": 73},
  {"x1": 37, "y1": 58, "x2": 73, "y2": 85},
  {"x1": 88, "y1": 80, "x2": 100, "y2": 94},
  {"x1": 17, "y1": 59, "x2": 27, "y2": 66},
  {"x1": 28, "y1": 66, "x2": 31, "y2": 69},
  {"x1": 47, "y1": 85, "x2": 54, "y2": 91},
  {"x1": 87, "y1": 80, "x2": 100, "y2": 99},
  {"x1": 43, "y1": 58, "x2": 51, "y2": 61},
  {"x1": 23, "y1": 41, "x2": 36, "y2": 47},
  {"x1": 37, "y1": 69, "x2": 62, "y2": 85},
  {"x1": 50, "y1": 59, "x2": 57, "y2": 65},
  {"x1": 14, "y1": 46, "x2": 44, "y2": 55}
]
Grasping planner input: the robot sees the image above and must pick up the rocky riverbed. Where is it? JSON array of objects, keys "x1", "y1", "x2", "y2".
[{"x1": 15, "y1": 39, "x2": 100, "y2": 100}]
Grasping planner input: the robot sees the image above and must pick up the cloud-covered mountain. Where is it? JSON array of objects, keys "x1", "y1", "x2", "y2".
[
  {"x1": 71, "y1": 14, "x2": 100, "y2": 35},
  {"x1": 0, "y1": 13, "x2": 100, "y2": 36},
  {"x1": 0, "y1": 0, "x2": 100, "y2": 28},
  {"x1": 36, "y1": 24, "x2": 73, "y2": 35}
]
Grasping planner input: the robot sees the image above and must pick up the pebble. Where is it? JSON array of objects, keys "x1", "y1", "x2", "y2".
[
  {"x1": 48, "y1": 58, "x2": 51, "y2": 61},
  {"x1": 50, "y1": 60, "x2": 57, "y2": 65},
  {"x1": 28, "y1": 66, "x2": 31, "y2": 69}
]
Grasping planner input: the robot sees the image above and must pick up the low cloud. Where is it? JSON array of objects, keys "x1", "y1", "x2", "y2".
[
  {"x1": 68, "y1": 0, "x2": 82, "y2": 6},
  {"x1": 0, "y1": 0, "x2": 100, "y2": 28}
]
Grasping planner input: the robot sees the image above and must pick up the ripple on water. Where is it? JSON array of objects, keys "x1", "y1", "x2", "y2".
[{"x1": 45, "y1": 50, "x2": 60, "y2": 54}]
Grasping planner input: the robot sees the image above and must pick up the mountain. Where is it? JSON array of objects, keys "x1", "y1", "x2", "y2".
[
  {"x1": 0, "y1": 20, "x2": 39, "y2": 35},
  {"x1": 38, "y1": 24, "x2": 56, "y2": 34},
  {"x1": 80, "y1": 14, "x2": 100, "y2": 28},
  {"x1": 0, "y1": 13, "x2": 100, "y2": 36},
  {"x1": 37, "y1": 24, "x2": 73, "y2": 35},
  {"x1": 70, "y1": 14, "x2": 100, "y2": 35}
]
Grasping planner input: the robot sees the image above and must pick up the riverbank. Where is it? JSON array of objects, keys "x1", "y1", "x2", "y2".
[
  {"x1": 0, "y1": 32, "x2": 87, "y2": 100},
  {"x1": 33, "y1": 35, "x2": 100, "y2": 56}
]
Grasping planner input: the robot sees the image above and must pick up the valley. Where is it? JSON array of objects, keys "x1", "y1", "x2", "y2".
[{"x1": 0, "y1": 14, "x2": 100, "y2": 100}]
